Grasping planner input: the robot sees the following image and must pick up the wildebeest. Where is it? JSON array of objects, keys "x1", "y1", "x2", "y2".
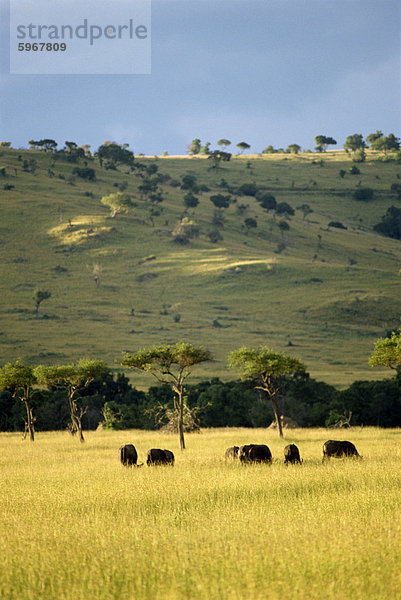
[
  {"x1": 146, "y1": 448, "x2": 175, "y2": 466},
  {"x1": 238, "y1": 444, "x2": 272, "y2": 463},
  {"x1": 322, "y1": 440, "x2": 360, "y2": 461},
  {"x1": 119, "y1": 444, "x2": 138, "y2": 466},
  {"x1": 225, "y1": 446, "x2": 239, "y2": 460},
  {"x1": 284, "y1": 443, "x2": 302, "y2": 464}
]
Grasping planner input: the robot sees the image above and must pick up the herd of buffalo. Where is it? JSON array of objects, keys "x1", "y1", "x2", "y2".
[{"x1": 119, "y1": 439, "x2": 361, "y2": 467}]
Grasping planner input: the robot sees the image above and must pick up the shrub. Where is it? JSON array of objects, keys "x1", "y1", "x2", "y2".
[
  {"x1": 328, "y1": 221, "x2": 347, "y2": 229},
  {"x1": 353, "y1": 187, "x2": 374, "y2": 202},
  {"x1": 237, "y1": 182, "x2": 258, "y2": 196},
  {"x1": 72, "y1": 167, "x2": 96, "y2": 181},
  {"x1": 349, "y1": 165, "x2": 360, "y2": 175},
  {"x1": 256, "y1": 192, "x2": 276, "y2": 211},
  {"x1": 276, "y1": 202, "x2": 295, "y2": 216},
  {"x1": 374, "y1": 206, "x2": 401, "y2": 240}
]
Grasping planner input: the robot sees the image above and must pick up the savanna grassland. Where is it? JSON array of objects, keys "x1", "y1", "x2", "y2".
[
  {"x1": 0, "y1": 147, "x2": 401, "y2": 386},
  {"x1": 1, "y1": 427, "x2": 401, "y2": 600}
]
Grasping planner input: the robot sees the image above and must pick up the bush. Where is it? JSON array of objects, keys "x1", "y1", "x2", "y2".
[
  {"x1": 276, "y1": 202, "x2": 294, "y2": 216},
  {"x1": 237, "y1": 182, "x2": 258, "y2": 196},
  {"x1": 256, "y1": 192, "x2": 276, "y2": 211},
  {"x1": 328, "y1": 221, "x2": 347, "y2": 229},
  {"x1": 353, "y1": 187, "x2": 374, "y2": 202},
  {"x1": 72, "y1": 167, "x2": 96, "y2": 181},
  {"x1": 349, "y1": 165, "x2": 360, "y2": 175},
  {"x1": 374, "y1": 206, "x2": 401, "y2": 240}
]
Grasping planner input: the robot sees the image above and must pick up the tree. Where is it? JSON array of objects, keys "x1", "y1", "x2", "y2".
[
  {"x1": 228, "y1": 347, "x2": 305, "y2": 437},
  {"x1": 244, "y1": 217, "x2": 257, "y2": 233},
  {"x1": 286, "y1": 144, "x2": 301, "y2": 154},
  {"x1": 297, "y1": 203, "x2": 313, "y2": 221},
  {"x1": 217, "y1": 139, "x2": 231, "y2": 150},
  {"x1": 373, "y1": 206, "x2": 401, "y2": 240},
  {"x1": 172, "y1": 217, "x2": 199, "y2": 244},
  {"x1": 276, "y1": 202, "x2": 294, "y2": 216},
  {"x1": 314, "y1": 136, "x2": 337, "y2": 152},
  {"x1": 0, "y1": 360, "x2": 37, "y2": 441},
  {"x1": 121, "y1": 342, "x2": 212, "y2": 449},
  {"x1": 369, "y1": 330, "x2": 401, "y2": 371},
  {"x1": 188, "y1": 139, "x2": 201, "y2": 155},
  {"x1": 34, "y1": 359, "x2": 108, "y2": 442},
  {"x1": 257, "y1": 193, "x2": 277, "y2": 212},
  {"x1": 236, "y1": 142, "x2": 251, "y2": 154},
  {"x1": 200, "y1": 142, "x2": 211, "y2": 155},
  {"x1": 183, "y1": 192, "x2": 199, "y2": 211},
  {"x1": 343, "y1": 134, "x2": 366, "y2": 153},
  {"x1": 34, "y1": 289, "x2": 51, "y2": 315},
  {"x1": 366, "y1": 131, "x2": 384, "y2": 147},
  {"x1": 96, "y1": 142, "x2": 134, "y2": 168},
  {"x1": 262, "y1": 145, "x2": 276, "y2": 154},
  {"x1": 207, "y1": 150, "x2": 231, "y2": 169},
  {"x1": 101, "y1": 192, "x2": 135, "y2": 218},
  {"x1": 210, "y1": 193, "x2": 230, "y2": 209}
]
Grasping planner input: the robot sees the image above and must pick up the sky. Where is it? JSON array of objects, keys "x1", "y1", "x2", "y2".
[{"x1": 0, "y1": 0, "x2": 400, "y2": 155}]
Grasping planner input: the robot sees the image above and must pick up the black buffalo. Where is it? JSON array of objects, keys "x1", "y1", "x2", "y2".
[
  {"x1": 147, "y1": 448, "x2": 175, "y2": 466},
  {"x1": 323, "y1": 440, "x2": 360, "y2": 461},
  {"x1": 284, "y1": 444, "x2": 302, "y2": 464},
  {"x1": 225, "y1": 446, "x2": 239, "y2": 460},
  {"x1": 119, "y1": 444, "x2": 138, "y2": 466},
  {"x1": 238, "y1": 444, "x2": 272, "y2": 463}
]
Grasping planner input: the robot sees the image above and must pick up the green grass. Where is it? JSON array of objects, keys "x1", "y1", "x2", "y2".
[
  {"x1": 1, "y1": 148, "x2": 401, "y2": 386},
  {"x1": 1, "y1": 427, "x2": 401, "y2": 599}
]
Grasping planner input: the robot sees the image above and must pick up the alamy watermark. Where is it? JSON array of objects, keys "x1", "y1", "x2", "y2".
[{"x1": 10, "y1": 0, "x2": 151, "y2": 74}]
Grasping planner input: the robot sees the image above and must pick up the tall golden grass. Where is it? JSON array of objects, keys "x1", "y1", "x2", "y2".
[{"x1": 1, "y1": 427, "x2": 401, "y2": 599}]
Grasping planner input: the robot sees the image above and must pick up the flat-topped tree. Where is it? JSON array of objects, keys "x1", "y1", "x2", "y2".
[
  {"x1": 314, "y1": 135, "x2": 337, "y2": 152},
  {"x1": 236, "y1": 141, "x2": 251, "y2": 154},
  {"x1": 0, "y1": 360, "x2": 37, "y2": 441},
  {"x1": 121, "y1": 342, "x2": 212, "y2": 450},
  {"x1": 228, "y1": 346, "x2": 305, "y2": 437},
  {"x1": 34, "y1": 359, "x2": 108, "y2": 442}
]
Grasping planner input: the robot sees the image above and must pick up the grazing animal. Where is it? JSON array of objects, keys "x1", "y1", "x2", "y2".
[
  {"x1": 284, "y1": 444, "x2": 302, "y2": 464},
  {"x1": 322, "y1": 440, "x2": 360, "y2": 461},
  {"x1": 147, "y1": 448, "x2": 175, "y2": 466},
  {"x1": 119, "y1": 444, "x2": 138, "y2": 466},
  {"x1": 225, "y1": 446, "x2": 239, "y2": 460},
  {"x1": 238, "y1": 444, "x2": 272, "y2": 463}
]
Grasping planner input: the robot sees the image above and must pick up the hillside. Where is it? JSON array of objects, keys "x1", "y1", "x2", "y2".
[{"x1": 0, "y1": 147, "x2": 400, "y2": 387}]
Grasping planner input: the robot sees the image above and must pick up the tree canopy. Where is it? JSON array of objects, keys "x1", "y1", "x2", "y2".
[
  {"x1": 34, "y1": 358, "x2": 107, "y2": 442},
  {"x1": 0, "y1": 359, "x2": 37, "y2": 440},
  {"x1": 369, "y1": 330, "x2": 401, "y2": 371},
  {"x1": 228, "y1": 346, "x2": 305, "y2": 436},
  {"x1": 121, "y1": 342, "x2": 212, "y2": 449},
  {"x1": 101, "y1": 192, "x2": 135, "y2": 218},
  {"x1": 314, "y1": 135, "x2": 337, "y2": 152}
]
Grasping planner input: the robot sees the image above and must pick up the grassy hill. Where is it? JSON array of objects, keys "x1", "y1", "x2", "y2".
[{"x1": 0, "y1": 146, "x2": 400, "y2": 387}]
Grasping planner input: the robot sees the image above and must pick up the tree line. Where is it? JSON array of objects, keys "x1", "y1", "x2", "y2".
[{"x1": 1, "y1": 332, "x2": 400, "y2": 447}]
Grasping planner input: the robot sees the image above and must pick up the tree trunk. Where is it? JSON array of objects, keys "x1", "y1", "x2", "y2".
[
  {"x1": 270, "y1": 397, "x2": 283, "y2": 438},
  {"x1": 68, "y1": 393, "x2": 85, "y2": 442},
  {"x1": 178, "y1": 389, "x2": 185, "y2": 450},
  {"x1": 24, "y1": 399, "x2": 35, "y2": 442}
]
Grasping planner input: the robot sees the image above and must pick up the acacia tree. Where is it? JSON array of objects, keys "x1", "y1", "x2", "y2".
[
  {"x1": 121, "y1": 342, "x2": 212, "y2": 450},
  {"x1": 101, "y1": 192, "x2": 135, "y2": 218},
  {"x1": 228, "y1": 346, "x2": 305, "y2": 437},
  {"x1": 236, "y1": 142, "x2": 251, "y2": 154},
  {"x1": 0, "y1": 360, "x2": 37, "y2": 441},
  {"x1": 217, "y1": 139, "x2": 231, "y2": 150},
  {"x1": 34, "y1": 289, "x2": 51, "y2": 315},
  {"x1": 369, "y1": 330, "x2": 401, "y2": 371},
  {"x1": 34, "y1": 359, "x2": 108, "y2": 442},
  {"x1": 314, "y1": 135, "x2": 337, "y2": 152}
]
